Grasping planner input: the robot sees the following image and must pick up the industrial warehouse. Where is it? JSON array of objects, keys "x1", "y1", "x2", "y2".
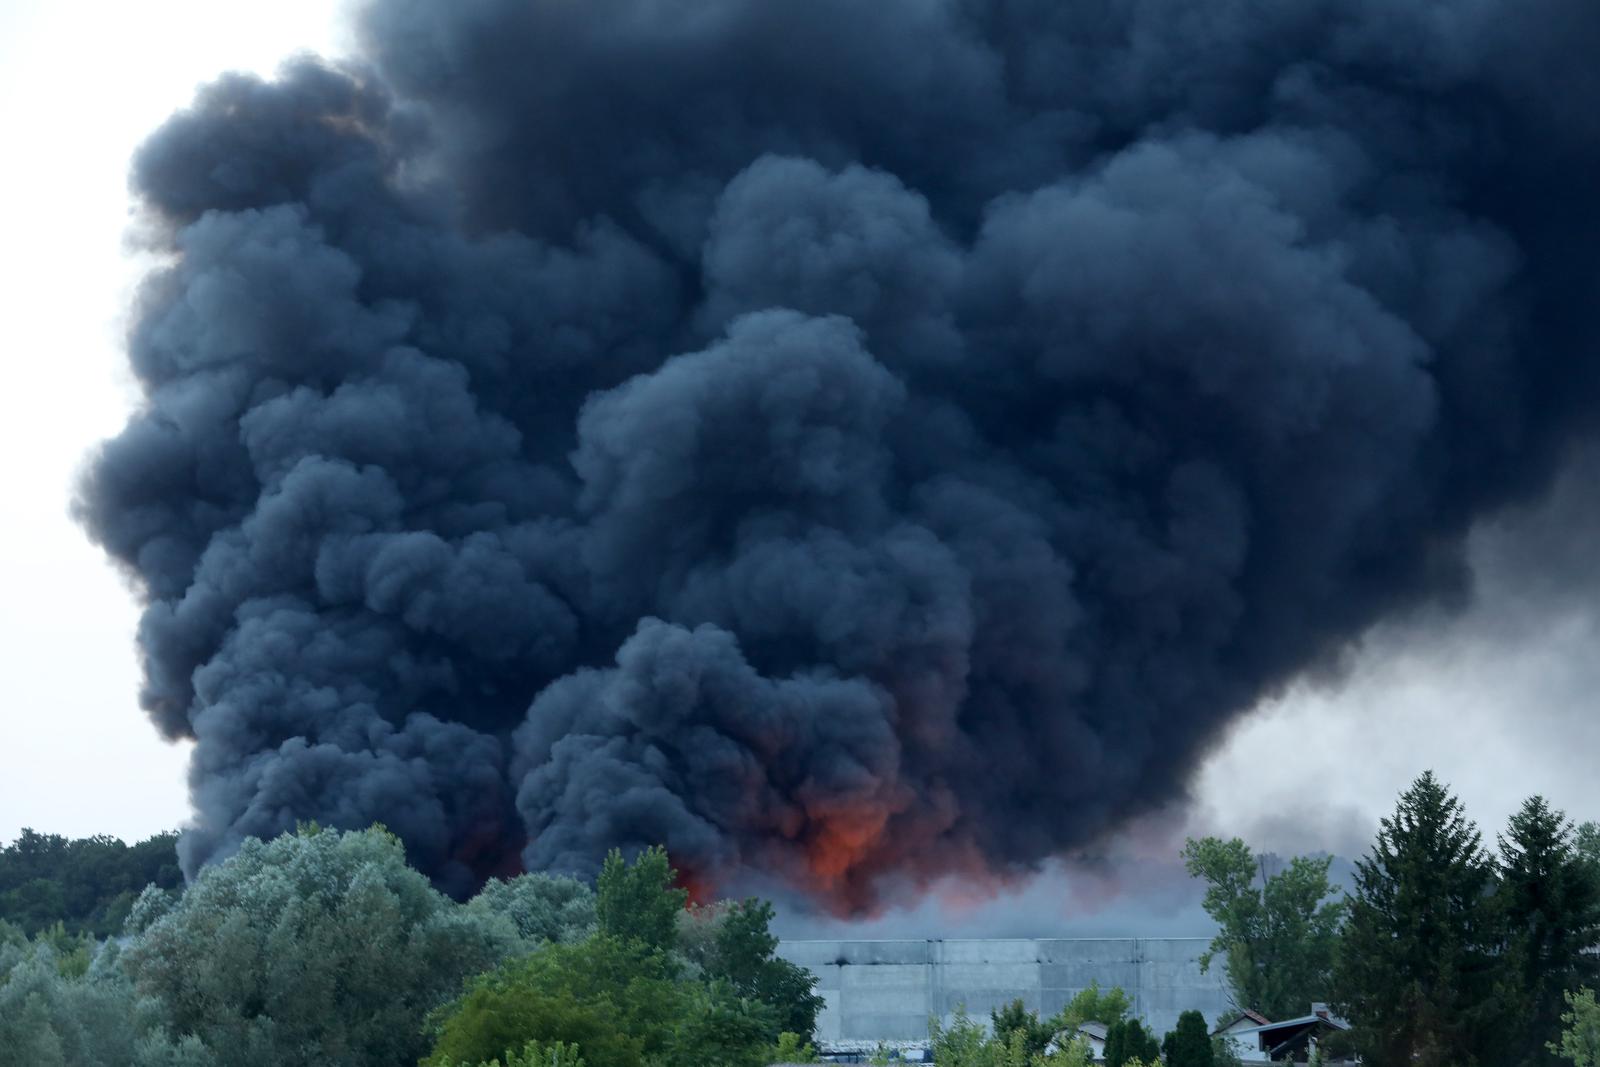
[{"x1": 777, "y1": 938, "x2": 1236, "y2": 1060}]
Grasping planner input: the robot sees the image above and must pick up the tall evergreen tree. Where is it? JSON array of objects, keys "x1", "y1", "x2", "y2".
[
  {"x1": 1163, "y1": 1011, "x2": 1216, "y2": 1067},
  {"x1": 1107, "y1": 1017, "x2": 1132, "y2": 1067},
  {"x1": 1497, "y1": 796, "x2": 1600, "y2": 1067},
  {"x1": 1334, "y1": 771, "x2": 1505, "y2": 1067},
  {"x1": 1106, "y1": 1018, "x2": 1160, "y2": 1067}
]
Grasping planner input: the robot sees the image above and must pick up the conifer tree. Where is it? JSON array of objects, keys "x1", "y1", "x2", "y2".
[
  {"x1": 1104, "y1": 1018, "x2": 1125, "y2": 1067},
  {"x1": 1334, "y1": 771, "x2": 1504, "y2": 1067},
  {"x1": 1163, "y1": 1011, "x2": 1215, "y2": 1067},
  {"x1": 1107, "y1": 1019, "x2": 1159, "y2": 1067},
  {"x1": 1497, "y1": 796, "x2": 1600, "y2": 1067}
]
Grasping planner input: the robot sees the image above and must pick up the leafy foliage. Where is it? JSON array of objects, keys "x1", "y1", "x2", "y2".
[
  {"x1": 470, "y1": 1039, "x2": 590, "y2": 1067},
  {"x1": 993, "y1": 998, "x2": 1055, "y2": 1060},
  {"x1": 423, "y1": 935, "x2": 793, "y2": 1067},
  {"x1": 930, "y1": 1005, "x2": 1029, "y2": 1067},
  {"x1": 1039, "y1": 1036, "x2": 1096, "y2": 1067},
  {"x1": 0, "y1": 935, "x2": 210, "y2": 1067},
  {"x1": 930, "y1": 993, "x2": 1142, "y2": 1067},
  {"x1": 0, "y1": 829, "x2": 181, "y2": 937},
  {"x1": 122, "y1": 825, "x2": 521, "y2": 1067},
  {"x1": 985, "y1": 980, "x2": 1133, "y2": 1067},
  {"x1": 770, "y1": 1031, "x2": 821, "y2": 1063},
  {"x1": 1182, "y1": 836, "x2": 1345, "y2": 1019},
  {"x1": 596, "y1": 846, "x2": 685, "y2": 953},
  {"x1": 1551, "y1": 988, "x2": 1600, "y2": 1067},
  {"x1": 1052, "y1": 981, "x2": 1132, "y2": 1031},
  {"x1": 423, "y1": 936, "x2": 677, "y2": 1067},
  {"x1": 466, "y1": 872, "x2": 597, "y2": 945},
  {"x1": 428, "y1": 850, "x2": 813, "y2": 1067},
  {"x1": 718, "y1": 899, "x2": 816, "y2": 1033},
  {"x1": 2, "y1": 827, "x2": 822, "y2": 1067},
  {"x1": 927, "y1": 984, "x2": 1137, "y2": 1067},
  {"x1": 686, "y1": 898, "x2": 824, "y2": 1041},
  {"x1": 662, "y1": 979, "x2": 780, "y2": 1067}
]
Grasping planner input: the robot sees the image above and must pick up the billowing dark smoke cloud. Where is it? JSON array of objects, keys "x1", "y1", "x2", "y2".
[{"x1": 79, "y1": 0, "x2": 1600, "y2": 908}]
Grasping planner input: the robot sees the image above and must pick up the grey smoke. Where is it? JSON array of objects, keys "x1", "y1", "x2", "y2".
[{"x1": 77, "y1": 0, "x2": 1600, "y2": 908}]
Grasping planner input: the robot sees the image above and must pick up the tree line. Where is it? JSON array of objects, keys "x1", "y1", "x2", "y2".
[
  {"x1": 0, "y1": 829, "x2": 182, "y2": 938},
  {"x1": 0, "y1": 826, "x2": 821, "y2": 1067},
  {"x1": 12, "y1": 771, "x2": 1600, "y2": 1067},
  {"x1": 1185, "y1": 771, "x2": 1600, "y2": 1067}
]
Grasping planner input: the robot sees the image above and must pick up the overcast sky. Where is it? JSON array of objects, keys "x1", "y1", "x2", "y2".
[
  {"x1": 0, "y1": 0, "x2": 344, "y2": 845},
  {"x1": 2, "y1": 1, "x2": 1595, "y2": 929}
]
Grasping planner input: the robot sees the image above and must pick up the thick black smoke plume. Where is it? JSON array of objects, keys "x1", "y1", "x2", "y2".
[{"x1": 79, "y1": 0, "x2": 1600, "y2": 908}]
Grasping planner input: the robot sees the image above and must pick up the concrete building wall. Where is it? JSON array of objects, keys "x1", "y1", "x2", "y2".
[{"x1": 777, "y1": 938, "x2": 1234, "y2": 1052}]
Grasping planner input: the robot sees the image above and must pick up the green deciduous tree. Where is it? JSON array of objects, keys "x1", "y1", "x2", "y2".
[
  {"x1": 1550, "y1": 988, "x2": 1600, "y2": 1067},
  {"x1": 1040, "y1": 1035, "x2": 1096, "y2": 1067},
  {"x1": 425, "y1": 933, "x2": 795, "y2": 1067},
  {"x1": 428, "y1": 983, "x2": 645, "y2": 1067},
  {"x1": 1050, "y1": 980, "x2": 1132, "y2": 1032},
  {"x1": 466, "y1": 872, "x2": 597, "y2": 945},
  {"x1": 0, "y1": 829, "x2": 182, "y2": 937},
  {"x1": 124, "y1": 825, "x2": 519, "y2": 1067},
  {"x1": 1182, "y1": 836, "x2": 1345, "y2": 1018},
  {"x1": 0, "y1": 936, "x2": 212, "y2": 1067},
  {"x1": 924, "y1": 995, "x2": 1138, "y2": 1067},
  {"x1": 429, "y1": 846, "x2": 815, "y2": 1067},
  {"x1": 661, "y1": 980, "x2": 780, "y2": 1067},
  {"x1": 1334, "y1": 771, "x2": 1505, "y2": 1067},
  {"x1": 1497, "y1": 797, "x2": 1600, "y2": 1067},
  {"x1": 769, "y1": 1031, "x2": 820, "y2": 1063},
  {"x1": 992, "y1": 998, "x2": 1055, "y2": 1060},
  {"x1": 596, "y1": 846, "x2": 686, "y2": 953},
  {"x1": 466, "y1": 1039, "x2": 589, "y2": 1067},
  {"x1": 1044, "y1": 983, "x2": 1133, "y2": 1067},
  {"x1": 692, "y1": 898, "x2": 824, "y2": 1041},
  {"x1": 424, "y1": 932, "x2": 790, "y2": 1067},
  {"x1": 930, "y1": 1005, "x2": 1029, "y2": 1067},
  {"x1": 423, "y1": 935, "x2": 680, "y2": 1067}
]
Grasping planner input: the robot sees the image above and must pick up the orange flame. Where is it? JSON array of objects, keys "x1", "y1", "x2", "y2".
[{"x1": 670, "y1": 859, "x2": 718, "y2": 909}]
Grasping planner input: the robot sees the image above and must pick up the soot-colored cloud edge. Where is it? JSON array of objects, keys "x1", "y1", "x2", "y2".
[{"x1": 77, "y1": 0, "x2": 1600, "y2": 910}]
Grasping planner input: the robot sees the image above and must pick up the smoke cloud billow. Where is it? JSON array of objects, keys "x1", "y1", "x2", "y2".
[{"x1": 79, "y1": 0, "x2": 1600, "y2": 908}]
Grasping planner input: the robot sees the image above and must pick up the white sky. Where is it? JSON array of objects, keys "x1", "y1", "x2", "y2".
[
  {"x1": 1, "y1": 1, "x2": 1595, "y2": 869},
  {"x1": 0, "y1": 1, "x2": 346, "y2": 844}
]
